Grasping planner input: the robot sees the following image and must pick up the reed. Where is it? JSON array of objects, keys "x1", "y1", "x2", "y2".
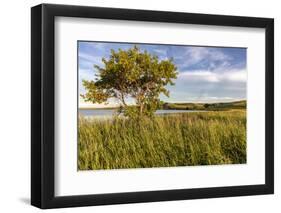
[{"x1": 78, "y1": 110, "x2": 246, "y2": 170}]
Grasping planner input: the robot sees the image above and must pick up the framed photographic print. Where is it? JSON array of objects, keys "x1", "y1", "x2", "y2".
[{"x1": 31, "y1": 3, "x2": 274, "y2": 209}]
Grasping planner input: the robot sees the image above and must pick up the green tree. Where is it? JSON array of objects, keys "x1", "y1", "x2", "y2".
[{"x1": 81, "y1": 46, "x2": 178, "y2": 118}]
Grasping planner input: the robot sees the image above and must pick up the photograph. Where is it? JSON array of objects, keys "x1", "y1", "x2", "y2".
[
  {"x1": 30, "y1": 3, "x2": 274, "y2": 209},
  {"x1": 78, "y1": 41, "x2": 247, "y2": 170}
]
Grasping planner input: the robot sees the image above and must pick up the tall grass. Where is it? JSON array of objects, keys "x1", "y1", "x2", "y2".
[{"x1": 78, "y1": 110, "x2": 246, "y2": 170}]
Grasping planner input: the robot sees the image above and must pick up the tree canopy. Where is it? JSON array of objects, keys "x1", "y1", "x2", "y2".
[{"x1": 81, "y1": 46, "x2": 178, "y2": 118}]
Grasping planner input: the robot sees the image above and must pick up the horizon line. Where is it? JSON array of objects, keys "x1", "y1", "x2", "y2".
[{"x1": 79, "y1": 99, "x2": 246, "y2": 109}]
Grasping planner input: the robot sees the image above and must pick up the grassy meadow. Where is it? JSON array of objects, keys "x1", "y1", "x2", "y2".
[{"x1": 78, "y1": 110, "x2": 246, "y2": 170}]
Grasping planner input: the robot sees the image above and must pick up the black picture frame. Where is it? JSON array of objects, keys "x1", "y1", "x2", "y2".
[{"x1": 31, "y1": 3, "x2": 274, "y2": 209}]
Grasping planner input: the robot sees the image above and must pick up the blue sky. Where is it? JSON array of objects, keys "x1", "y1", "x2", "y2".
[{"x1": 78, "y1": 41, "x2": 246, "y2": 107}]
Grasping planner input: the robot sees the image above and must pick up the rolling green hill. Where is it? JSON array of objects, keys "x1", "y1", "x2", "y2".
[{"x1": 161, "y1": 100, "x2": 246, "y2": 111}]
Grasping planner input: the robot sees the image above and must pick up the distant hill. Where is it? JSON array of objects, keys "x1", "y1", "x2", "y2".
[
  {"x1": 161, "y1": 100, "x2": 246, "y2": 111},
  {"x1": 79, "y1": 100, "x2": 247, "y2": 111}
]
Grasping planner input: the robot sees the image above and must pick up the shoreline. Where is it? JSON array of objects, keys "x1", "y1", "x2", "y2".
[{"x1": 79, "y1": 100, "x2": 247, "y2": 111}]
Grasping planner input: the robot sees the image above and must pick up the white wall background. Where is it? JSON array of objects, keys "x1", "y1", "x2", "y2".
[{"x1": 0, "y1": 0, "x2": 279, "y2": 212}]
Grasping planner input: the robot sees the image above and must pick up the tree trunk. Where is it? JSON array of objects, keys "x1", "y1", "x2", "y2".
[
  {"x1": 139, "y1": 102, "x2": 144, "y2": 116},
  {"x1": 120, "y1": 93, "x2": 127, "y2": 107}
]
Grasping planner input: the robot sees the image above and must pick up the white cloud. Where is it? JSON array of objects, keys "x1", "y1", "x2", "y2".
[
  {"x1": 176, "y1": 47, "x2": 232, "y2": 69},
  {"x1": 90, "y1": 43, "x2": 106, "y2": 50},
  {"x1": 191, "y1": 47, "x2": 230, "y2": 61},
  {"x1": 79, "y1": 52, "x2": 103, "y2": 65},
  {"x1": 79, "y1": 96, "x2": 120, "y2": 108},
  {"x1": 178, "y1": 69, "x2": 246, "y2": 83},
  {"x1": 79, "y1": 68, "x2": 95, "y2": 80},
  {"x1": 153, "y1": 48, "x2": 167, "y2": 55}
]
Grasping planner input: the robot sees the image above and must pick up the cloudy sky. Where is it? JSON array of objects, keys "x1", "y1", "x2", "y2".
[{"x1": 78, "y1": 41, "x2": 246, "y2": 108}]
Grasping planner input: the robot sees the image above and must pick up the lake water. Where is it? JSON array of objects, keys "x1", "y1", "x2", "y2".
[{"x1": 79, "y1": 109, "x2": 201, "y2": 119}]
